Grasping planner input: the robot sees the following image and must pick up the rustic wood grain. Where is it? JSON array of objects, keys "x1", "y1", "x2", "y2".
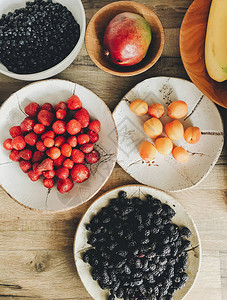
[{"x1": 0, "y1": 0, "x2": 226, "y2": 299}]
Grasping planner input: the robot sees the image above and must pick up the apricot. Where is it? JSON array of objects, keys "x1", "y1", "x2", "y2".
[
  {"x1": 184, "y1": 127, "x2": 201, "y2": 144},
  {"x1": 167, "y1": 101, "x2": 188, "y2": 119},
  {"x1": 155, "y1": 137, "x2": 173, "y2": 155},
  {"x1": 130, "y1": 99, "x2": 148, "y2": 116},
  {"x1": 144, "y1": 118, "x2": 163, "y2": 139},
  {"x1": 172, "y1": 147, "x2": 189, "y2": 163},
  {"x1": 165, "y1": 120, "x2": 184, "y2": 141},
  {"x1": 139, "y1": 141, "x2": 156, "y2": 161},
  {"x1": 148, "y1": 103, "x2": 165, "y2": 118}
]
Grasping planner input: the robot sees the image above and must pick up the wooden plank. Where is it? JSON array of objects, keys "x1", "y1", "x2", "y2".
[{"x1": 220, "y1": 252, "x2": 227, "y2": 300}]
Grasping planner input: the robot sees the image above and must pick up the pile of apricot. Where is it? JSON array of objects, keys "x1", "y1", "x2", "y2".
[{"x1": 130, "y1": 100, "x2": 201, "y2": 163}]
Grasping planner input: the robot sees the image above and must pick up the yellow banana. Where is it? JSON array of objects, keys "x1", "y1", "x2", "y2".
[{"x1": 205, "y1": 0, "x2": 227, "y2": 82}]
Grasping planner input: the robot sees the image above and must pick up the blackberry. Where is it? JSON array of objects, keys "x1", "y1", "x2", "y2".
[
  {"x1": 118, "y1": 191, "x2": 127, "y2": 199},
  {"x1": 181, "y1": 226, "x2": 192, "y2": 238},
  {"x1": 108, "y1": 294, "x2": 115, "y2": 300}
]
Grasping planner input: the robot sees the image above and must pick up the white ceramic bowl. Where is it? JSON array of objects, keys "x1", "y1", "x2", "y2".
[
  {"x1": 74, "y1": 185, "x2": 201, "y2": 300},
  {"x1": 0, "y1": 79, "x2": 118, "y2": 211},
  {"x1": 0, "y1": 0, "x2": 86, "y2": 81}
]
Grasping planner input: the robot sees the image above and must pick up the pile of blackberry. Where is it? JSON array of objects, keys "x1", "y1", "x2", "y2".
[
  {"x1": 83, "y1": 191, "x2": 192, "y2": 300},
  {"x1": 0, "y1": 0, "x2": 80, "y2": 74}
]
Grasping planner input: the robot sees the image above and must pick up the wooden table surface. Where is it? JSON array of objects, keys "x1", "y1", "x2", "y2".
[{"x1": 0, "y1": 0, "x2": 226, "y2": 299}]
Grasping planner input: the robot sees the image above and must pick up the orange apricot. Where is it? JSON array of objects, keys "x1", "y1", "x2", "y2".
[
  {"x1": 184, "y1": 127, "x2": 201, "y2": 144},
  {"x1": 130, "y1": 99, "x2": 148, "y2": 116},
  {"x1": 172, "y1": 147, "x2": 189, "y2": 163},
  {"x1": 139, "y1": 141, "x2": 156, "y2": 161},
  {"x1": 155, "y1": 137, "x2": 173, "y2": 155},
  {"x1": 148, "y1": 103, "x2": 165, "y2": 118},
  {"x1": 165, "y1": 120, "x2": 184, "y2": 141},
  {"x1": 144, "y1": 118, "x2": 163, "y2": 139},
  {"x1": 167, "y1": 101, "x2": 188, "y2": 119}
]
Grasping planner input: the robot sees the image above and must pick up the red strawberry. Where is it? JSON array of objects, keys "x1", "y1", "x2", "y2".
[
  {"x1": 80, "y1": 143, "x2": 94, "y2": 154},
  {"x1": 56, "y1": 166, "x2": 69, "y2": 179},
  {"x1": 33, "y1": 123, "x2": 45, "y2": 135},
  {"x1": 12, "y1": 136, "x2": 26, "y2": 150},
  {"x1": 71, "y1": 149, "x2": 85, "y2": 163},
  {"x1": 52, "y1": 120, "x2": 66, "y2": 135},
  {"x1": 9, "y1": 126, "x2": 22, "y2": 138},
  {"x1": 43, "y1": 178, "x2": 54, "y2": 188},
  {"x1": 36, "y1": 140, "x2": 46, "y2": 152},
  {"x1": 19, "y1": 160, "x2": 31, "y2": 173},
  {"x1": 89, "y1": 120, "x2": 101, "y2": 133},
  {"x1": 32, "y1": 151, "x2": 45, "y2": 163},
  {"x1": 74, "y1": 108, "x2": 89, "y2": 128},
  {"x1": 33, "y1": 163, "x2": 42, "y2": 176},
  {"x1": 28, "y1": 170, "x2": 40, "y2": 181},
  {"x1": 24, "y1": 102, "x2": 40, "y2": 117},
  {"x1": 85, "y1": 150, "x2": 100, "y2": 164},
  {"x1": 37, "y1": 110, "x2": 54, "y2": 126},
  {"x1": 67, "y1": 95, "x2": 82, "y2": 110},
  {"x1": 88, "y1": 130, "x2": 99, "y2": 143},
  {"x1": 77, "y1": 134, "x2": 90, "y2": 145},
  {"x1": 66, "y1": 119, "x2": 81, "y2": 135},
  {"x1": 55, "y1": 101, "x2": 68, "y2": 111},
  {"x1": 67, "y1": 136, "x2": 77, "y2": 147},
  {"x1": 71, "y1": 164, "x2": 90, "y2": 183},
  {"x1": 19, "y1": 149, "x2": 32, "y2": 160},
  {"x1": 24, "y1": 132, "x2": 38, "y2": 146},
  {"x1": 41, "y1": 103, "x2": 54, "y2": 112},
  {"x1": 57, "y1": 178, "x2": 74, "y2": 194},
  {"x1": 63, "y1": 159, "x2": 74, "y2": 169},
  {"x1": 9, "y1": 149, "x2": 20, "y2": 161},
  {"x1": 37, "y1": 158, "x2": 54, "y2": 172},
  {"x1": 53, "y1": 154, "x2": 65, "y2": 167},
  {"x1": 43, "y1": 170, "x2": 55, "y2": 178},
  {"x1": 56, "y1": 109, "x2": 67, "y2": 120},
  {"x1": 3, "y1": 138, "x2": 13, "y2": 150},
  {"x1": 20, "y1": 118, "x2": 35, "y2": 132},
  {"x1": 41, "y1": 130, "x2": 55, "y2": 140}
]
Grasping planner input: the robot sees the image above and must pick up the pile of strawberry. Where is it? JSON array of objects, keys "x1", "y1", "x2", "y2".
[{"x1": 3, "y1": 95, "x2": 101, "y2": 194}]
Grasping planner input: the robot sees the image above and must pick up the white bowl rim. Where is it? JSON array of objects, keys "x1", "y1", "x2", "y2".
[{"x1": 0, "y1": 0, "x2": 86, "y2": 81}]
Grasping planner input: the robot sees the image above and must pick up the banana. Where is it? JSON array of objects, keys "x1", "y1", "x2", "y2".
[{"x1": 205, "y1": 0, "x2": 227, "y2": 82}]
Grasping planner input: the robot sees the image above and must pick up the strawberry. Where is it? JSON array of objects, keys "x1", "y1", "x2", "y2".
[
  {"x1": 24, "y1": 132, "x2": 38, "y2": 146},
  {"x1": 66, "y1": 119, "x2": 81, "y2": 135},
  {"x1": 80, "y1": 143, "x2": 94, "y2": 154},
  {"x1": 63, "y1": 159, "x2": 74, "y2": 169},
  {"x1": 20, "y1": 117, "x2": 35, "y2": 132},
  {"x1": 12, "y1": 136, "x2": 26, "y2": 150},
  {"x1": 55, "y1": 101, "x2": 68, "y2": 111},
  {"x1": 32, "y1": 163, "x2": 42, "y2": 176},
  {"x1": 28, "y1": 170, "x2": 40, "y2": 181},
  {"x1": 49, "y1": 147, "x2": 61, "y2": 160},
  {"x1": 87, "y1": 130, "x2": 99, "y2": 143},
  {"x1": 61, "y1": 143, "x2": 72, "y2": 157},
  {"x1": 74, "y1": 108, "x2": 89, "y2": 128},
  {"x1": 67, "y1": 95, "x2": 82, "y2": 110},
  {"x1": 55, "y1": 136, "x2": 65, "y2": 147},
  {"x1": 56, "y1": 109, "x2": 67, "y2": 120},
  {"x1": 19, "y1": 149, "x2": 32, "y2": 160},
  {"x1": 71, "y1": 164, "x2": 90, "y2": 183},
  {"x1": 53, "y1": 154, "x2": 65, "y2": 167},
  {"x1": 43, "y1": 170, "x2": 55, "y2": 178},
  {"x1": 9, "y1": 149, "x2": 20, "y2": 161},
  {"x1": 71, "y1": 149, "x2": 85, "y2": 163},
  {"x1": 43, "y1": 178, "x2": 54, "y2": 188},
  {"x1": 9, "y1": 126, "x2": 22, "y2": 138},
  {"x1": 33, "y1": 123, "x2": 45, "y2": 135},
  {"x1": 77, "y1": 134, "x2": 90, "y2": 145},
  {"x1": 67, "y1": 136, "x2": 77, "y2": 147},
  {"x1": 85, "y1": 150, "x2": 100, "y2": 164},
  {"x1": 32, "y1": 151, "x2": 45, "y2": 163},
  {"x1": 52, "y1": 120, "x2": 66, "y2": 135},
  {"x1": 37, "y1": 110, "x2": 54, "y2": 126},
  {"x1": 41, "y1": 103, "x2": 54, "y2": 112},
  {"x1": 24, "y1": 102, "x2": 40, "y2": 117},
  {"x1": 89, "y1": 120, "x2": 101, "y2": 133},
  {"x1": 56, "y1": 166, "x2": 69, "y2": 179},
  {"x1": 37, "y1": 158, "x2": 54, "y2": 172},
  {"x1": 41, "y1": 130, "x2": 55, "y2": 140},
  {"x1": 36, "y1": 141, "x2": 46, "y2": 152},
  {"x1": 19, "y1": 160, "x2": 31, "y2": 173},
  {"x1": 3, "y1": 138, "x2": 13, "y2": 150},
  {"x1": 57, "y1": 178, "x2": 74, "y2": 194}
]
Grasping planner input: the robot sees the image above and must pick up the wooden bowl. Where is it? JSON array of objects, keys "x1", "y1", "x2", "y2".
[
  {"x1": 180, "y1": 0, "x2": 227, "y2": 108},
  {"x1": 85, "y1": 1, "x2": 164, "y2": 77}
]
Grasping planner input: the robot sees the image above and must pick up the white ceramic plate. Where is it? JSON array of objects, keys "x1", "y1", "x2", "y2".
[
  {"x1": 0, "y1": 79, "x2": 118, "y2": 211},
  {"x1": 74, "y1": 184, "x2": 201, "y2": 300},
  {"x1": 113, "y1": 77, "x2": 224, "y2": 191}
]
